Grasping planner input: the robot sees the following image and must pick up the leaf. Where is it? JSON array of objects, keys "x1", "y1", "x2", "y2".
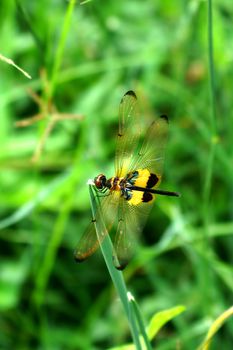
[
  {"x1": 147, "y1": 305, "x2": 186, "y2": 339},
  {"x1": 108, "y1": 305, "x2": 186, "y2": 350}
]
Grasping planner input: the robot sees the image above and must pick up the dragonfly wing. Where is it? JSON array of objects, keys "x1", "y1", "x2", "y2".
[
  {"x1": 115, "y1": 91, "x2": 169, "y2": 184},
  {"x1": 74, "y1": 220, "x2": 103, "y2": 262},
  {"x1": 74, "y1": 191, "x2": 119, "y2": 262},
  {"x1": 115, "y1": 91, "x2": 142, "y2": 177},
  {"x1": 113, "y1": 198, "x2": 154, "y2": 270},
  {"x1": 130, "y1": 115, "x2": 169, "y2": 183}
]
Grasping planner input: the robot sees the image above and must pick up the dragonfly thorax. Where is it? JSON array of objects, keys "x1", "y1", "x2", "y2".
[{"x1": 94, "y1": 174, "x2": 127, "y2": 193}]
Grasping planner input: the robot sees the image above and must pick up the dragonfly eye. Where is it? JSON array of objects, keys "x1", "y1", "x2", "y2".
[{"x1": 94, "y1": 174, "x2": 107, "y2": 189}]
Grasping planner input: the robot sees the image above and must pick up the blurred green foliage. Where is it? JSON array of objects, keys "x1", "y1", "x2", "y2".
[{"x1": 0, "y1": 0, "x2": 233, "y2": 349}]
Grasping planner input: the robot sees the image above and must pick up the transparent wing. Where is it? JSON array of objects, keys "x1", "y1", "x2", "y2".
[
  {"x1": 113, "y1": 198, "x2": 154, "y2": 270},
  {"x1": 74, "y1": 190, "x2": 120, "y2": 262},
  {"x1": 115, "y1": 90, "x2": 142, "y2": 177},
  {"x1": 113, "y1": 100, "x2": 169, "y2": 269},
  {"x1": 129, "y1": 115, "x2": 169, "y2": 182}
]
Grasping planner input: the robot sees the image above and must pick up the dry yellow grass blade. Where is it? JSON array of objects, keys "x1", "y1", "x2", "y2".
[
  {"x1": 198, "y1": 306, "x2": 233, "y2": 350},
  {"x1": 0, "y1": 53, "x2": 31, "y2": 79}
]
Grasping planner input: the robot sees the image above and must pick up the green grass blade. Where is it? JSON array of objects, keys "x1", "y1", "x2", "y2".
[
  {"x1": 202, "y1": 0, "x2": 217, "y2": 219},
  {"x1": 127, "y1": 292, "x2": 153, "y2": 350},
  {"x1": 89, "y1": 184, "x2": 149, "y2": 350},
  {"x1": 0, "y1": 171, "x2": 70, "y2": 230},
  {"x1": 48, "y1": 0, "x2": 77, "y2": 100}
]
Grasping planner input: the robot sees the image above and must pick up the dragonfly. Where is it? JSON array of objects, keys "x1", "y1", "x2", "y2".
[{"x1": 74, "y1": 90, "x2": 180, "y2": 270}]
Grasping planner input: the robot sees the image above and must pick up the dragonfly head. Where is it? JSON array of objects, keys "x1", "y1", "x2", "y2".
[{"x1": 94, "y1": 174, "x2": 107, "y2": 190}]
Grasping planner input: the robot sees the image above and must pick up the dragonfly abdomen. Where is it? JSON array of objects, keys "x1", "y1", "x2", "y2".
[{"x1": 124, "y1": 169, "x2": 160, "y2": 205}]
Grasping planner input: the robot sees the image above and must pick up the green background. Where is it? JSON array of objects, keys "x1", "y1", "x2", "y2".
[{"x1": 0, "y1": 0, "x2": 233, "y2": 349}]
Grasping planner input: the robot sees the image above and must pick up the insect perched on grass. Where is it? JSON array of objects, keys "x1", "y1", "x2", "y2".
[{"x1": 74, "y1": 90, "x2": 180, "y2": 270}]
